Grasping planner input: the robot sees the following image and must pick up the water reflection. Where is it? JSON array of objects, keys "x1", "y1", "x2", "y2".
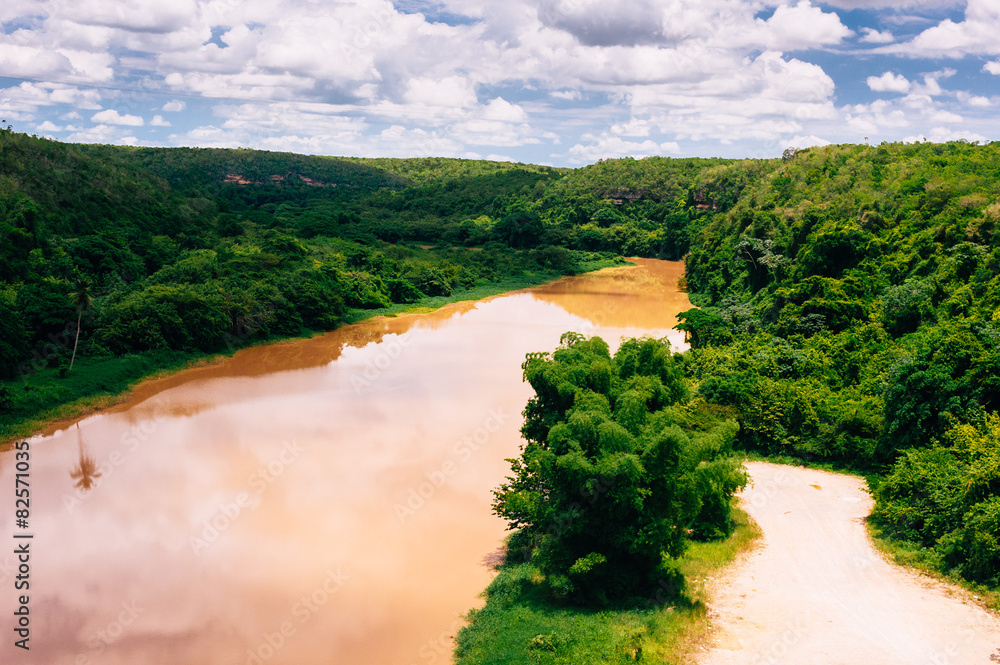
[
  {"x1": 68, "y1": 424, "x2": 101, "y2": 492},
  {"x1": 0, "y1": 259, "x2": 691, "y2": 665}
]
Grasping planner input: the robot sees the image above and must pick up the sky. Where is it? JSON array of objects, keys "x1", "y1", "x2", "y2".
[{"x1": 0, "y1": 0, "x2": 997, "y2": 166}]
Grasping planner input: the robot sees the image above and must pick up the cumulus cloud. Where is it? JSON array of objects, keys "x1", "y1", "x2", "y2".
[
  {"x1": 755, "y1": 1, "x2": 853, "y2": 51},
  {"x1": 785, "y1": 134, "x2": 831, "y2": 148},
  {"x1": 959, "y1": 93, "x2": 991, "y2": 107},
  {"x1": 891, "y1": 0, "x2": 1000, "y2": 57},
  {"x1": 568, "y1": 136, "x2": 680, "y2": 164},
  {"x1": 537, "y1": 0, "x2": 682, "y2": 47},
  {"x1": 91, "y1": 109, "x2": 145, "y2": 126},
  {"x1": 0, "y1": 44, "x2": 75, "y2": 79},
  {"x1": 902, "y1": 126, "x2": 988, "y2": 143},
  {"x1": 860, "y1": 28, "x2": 895, "y2": 44},
  {"x1": 0, "y1": 82, "x2": 102, "y2": 121},
  {"x1": 0, "y1": 0, "x2": 995, "y2": 163},
  {"x1": 403, "y1": 76, "x2": 478, "y2": 108},
  {"x1": 867, "y1": 72, "x2": 911, "y2": 93},
  {"x1": 63, "y1": 0, "x2": 199, "y2": 34}
]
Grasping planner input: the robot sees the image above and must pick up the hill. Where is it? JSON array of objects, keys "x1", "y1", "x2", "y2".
[{"x1": 2, "y1": 129, "x2": 999, "y2": 591}]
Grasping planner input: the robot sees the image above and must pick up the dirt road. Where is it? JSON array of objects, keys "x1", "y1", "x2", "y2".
[{"x1": 698, "y1": 462, "x2": 1000, "y2": 665}]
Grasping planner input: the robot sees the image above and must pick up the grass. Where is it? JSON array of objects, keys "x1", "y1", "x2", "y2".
[
  {"x1": 1, "y1": 257, "x2": 631, "y2": 446},
  {"x1": 454, "y1": 507, "x2": 761, "y2": 665},
  {"x1": 866, "y1": 521, "x2": 1000, "y2": 612}
]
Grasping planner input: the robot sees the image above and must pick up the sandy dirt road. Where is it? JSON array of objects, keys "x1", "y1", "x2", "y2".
[{"x1": 698, "y1": 462, "x2": 1000, "y2": 665}]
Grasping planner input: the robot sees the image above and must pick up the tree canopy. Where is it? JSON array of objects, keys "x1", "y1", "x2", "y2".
[{"x1": 494, "y1": 333, "x2": 746, "y2": 605}]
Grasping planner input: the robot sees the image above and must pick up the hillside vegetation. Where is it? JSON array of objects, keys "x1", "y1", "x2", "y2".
[
  {"x1": 1, "y1": 128, "x2": 998, "y2": 595},
  {"x1": 680, "y1": 141, "x2": 1000, "y2": 589}
]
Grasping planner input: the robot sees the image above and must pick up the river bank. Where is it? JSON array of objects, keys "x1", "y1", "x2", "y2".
[{"x1": 0, "y1": 256, "x2": 627, "y2": 446}]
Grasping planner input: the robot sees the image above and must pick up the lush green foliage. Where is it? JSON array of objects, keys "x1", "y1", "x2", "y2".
[
  {"x1": 494, "y1": 333, "x2": 747, "y2": 605},
  {"x1": 455, "y1": 508, "x2": 760, "y2": 665},
  {"x1": 680, "y1": 140, "x2": 1000, "y2": 589},
  {"x1": 4, "y1": 129, "x2": 999, "y2": 595}
]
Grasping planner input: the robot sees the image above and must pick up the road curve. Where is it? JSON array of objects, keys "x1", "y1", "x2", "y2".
[{"x1": 698, "y1": 462, "x2": 1000, "y2": 665}]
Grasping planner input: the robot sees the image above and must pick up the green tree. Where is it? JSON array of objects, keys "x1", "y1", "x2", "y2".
[
  {"x1": 68, "y1": 280, "x2": 93, "y2": 371},
  {"x1": 494, "y1": 333, "x2": 746, "y2": 605}
]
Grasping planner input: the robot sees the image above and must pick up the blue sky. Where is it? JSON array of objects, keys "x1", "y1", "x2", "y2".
[{"x1": 0, "y1": 0, "x2": 997, "y2": 166}]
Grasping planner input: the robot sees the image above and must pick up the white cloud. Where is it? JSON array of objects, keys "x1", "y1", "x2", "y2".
[
  {"x1": 958, "y1": 92, "x2": 992, "y2": 107},
  {"x1": 66, "y1": 124, "x2": 120, "y2": 143},
  {"x1": 860, "y1": 28, "x2": 895, "y2": 44},
  {"x1": 610, "y1": 118, "x2": 652, "y2": 138},
  {"x1": 845, "y1": 99, "x2": 910, "y2": 134},
  {"x1": 867, "y1": 72, "x2": 911, "y2": 93},
  {"x1": 91, "y1": 109, "x2": 145, "y2": 126},
  {"x1": 786, "y1": 134, "x2": 831, "y2": 148},
  {"x1": 821, "y1": 0, "x2": 952, "y2": 6},
  {"x1": 0, "y1": 82, "x2": 102, "y2": 120},
  {"x1": 929, "y1": 109, "x2": 963, "y2": 123},
  {"x1": 0, "y1": 44, "x2": 74, "y2": 79},
  {"x1": 63, "y1": 0, "x2": 199, "y2": 34},
  {"x1": 891, "y1": 0, "x2": 1000, "y2": 57},
  {"x1": 756, "y1": 1, "x2": 853, "y2": 51},
  {"x1": 902, "y1": 126, "x2": 988, "y2": 143},
  {"x1": 0, "y1": 0, "x2": 996, "y2": 163},
  {"x1": 481, "y1": 97, "x2": 528, "y2": 122},
  {"x1": 568, "y1": 136, "x2": 680, "y2": 163},
  {"x1": 404, "y1": 76, "x2": 478, "y2": 109},
  {"x1": 36, "y1": 120, "x2": 63, "y2": 132}
]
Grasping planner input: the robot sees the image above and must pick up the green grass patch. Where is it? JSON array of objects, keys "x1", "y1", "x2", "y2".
[
  {"x1": 455, "y1": 507, "x2": 761, "y2": 665},
  {"x1": 866, "y1": 521, "x2": 1000, "y2": 612}
]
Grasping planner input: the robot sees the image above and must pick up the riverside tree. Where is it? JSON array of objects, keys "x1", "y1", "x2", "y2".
[{"x1": 493, "y1": 333, "x2": 747, "y2": 605}]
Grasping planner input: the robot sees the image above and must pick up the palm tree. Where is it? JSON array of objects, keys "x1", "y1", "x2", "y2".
[
  {"x1": 68, "y1": 280, "x2": 93, "y2": 371},
  {"x1": 69, "y1": 423, "x2": 102, "y2": 492}
]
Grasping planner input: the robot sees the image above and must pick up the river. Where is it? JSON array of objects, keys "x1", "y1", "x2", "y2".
[{"x1": 0, "y1": 258, "x2": 690, "y2": 665}]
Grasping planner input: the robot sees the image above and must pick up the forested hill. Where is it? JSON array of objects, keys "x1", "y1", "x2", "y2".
[
  {"x1": 679, "y1": 140, "x2": 1000, "y2": 590},
  {"x1": 1, "y1": 128, "x2": 729, "y2": 441},
  {"x1": 2, "y1": 129, "x2": 1000, "y2": 589}
]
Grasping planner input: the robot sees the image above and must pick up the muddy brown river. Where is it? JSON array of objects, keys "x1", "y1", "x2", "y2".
[{"x1": 1, "y1": 259, "x2": 690, "y2": 665}]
